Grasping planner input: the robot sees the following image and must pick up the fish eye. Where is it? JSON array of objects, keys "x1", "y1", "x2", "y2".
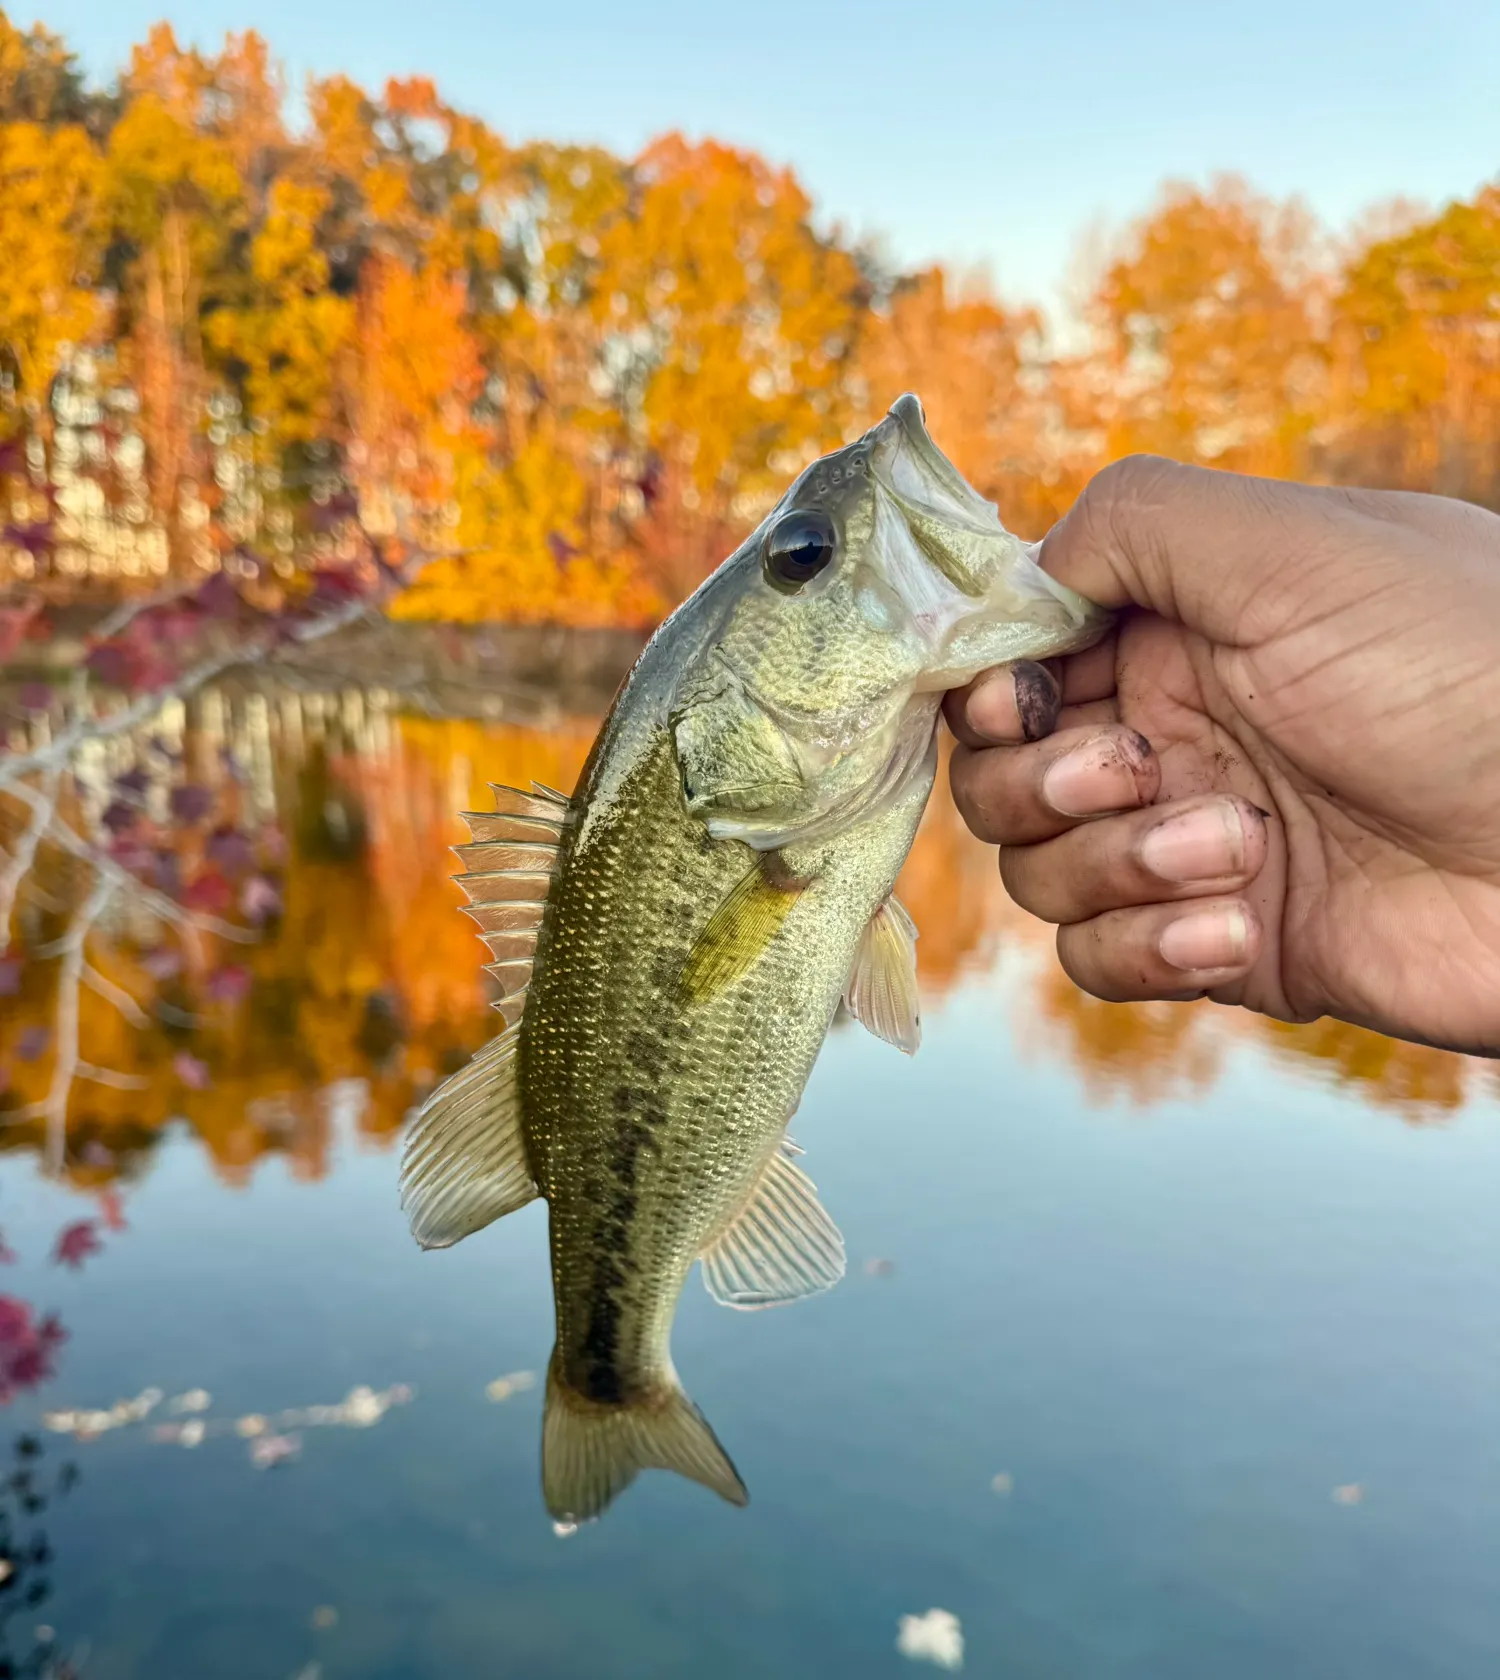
[{"x1": 763, "y1": 510, "x2": 838, "y2": 595}]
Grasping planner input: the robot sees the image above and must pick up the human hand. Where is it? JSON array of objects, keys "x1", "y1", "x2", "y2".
[{"x1": 945, "y1": 457, "x2": 1500, "y2": 1055}]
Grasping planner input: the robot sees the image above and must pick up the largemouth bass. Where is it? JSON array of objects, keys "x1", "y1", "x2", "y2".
[{"x1": 401, "y1": 395, "x2": 1108, "y2": 1523}]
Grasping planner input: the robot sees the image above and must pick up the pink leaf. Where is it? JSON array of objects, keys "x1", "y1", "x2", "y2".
[
  {"x1": 181, "y1": 872, "x2": 232, "y2": 914},
  {"x1": 169, "y1": 784, "x2": 213, "y2": 824},
  {"x1": 0, "y1": 602, "x2": 41, "y2": 664},
  {"x1": 173, "y1": 1051, "x2": 211, "y2": 1090},
  {"x1": 15, "y1": 1026, "x2": 48, "y2": 1062},
  {"x1": 138, "y1": 946, "x2": 181, "y2": 982},
  {"x1": 205, "y1": 965, "x2": 250, "y2": 1006},
  {"x1": 52, "y1": 1221, "x2": 102, "y2": 1270},
  {"x1": 193, "y1": 572, "x2": 241, "y2": 617},
  {"x1": 3, "y1": 521, "x2": 52, "y2": 556},
  {"x1": 0, "y1": 1296, "x2": 66, "y2": 1400},
  {"x1": 240, "y1": 875, "x2": 282, "y2": 924},
  {"x1": 205, "y1": 827, "x2": 255, "y2": 875}
]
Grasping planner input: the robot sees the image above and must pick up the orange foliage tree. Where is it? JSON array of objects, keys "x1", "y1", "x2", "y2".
[{"x1": 0, "y1": 14, "x2": 1494, "y2": 615}]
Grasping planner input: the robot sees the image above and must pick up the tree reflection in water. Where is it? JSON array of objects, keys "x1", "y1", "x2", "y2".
[{"x1": 0, "y1": 648, "x2": 1487, "y2": 1206}]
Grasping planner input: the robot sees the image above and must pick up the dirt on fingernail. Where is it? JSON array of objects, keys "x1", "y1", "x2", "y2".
[{"x1": 1013, "y1": 661, "x2": 1061, "y2": 743}]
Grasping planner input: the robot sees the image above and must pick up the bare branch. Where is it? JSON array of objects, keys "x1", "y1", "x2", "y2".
[
  {"x1": 82, "y1": 961, "x2": 152, "y2": 1029},
  {"x1": 0, "y1": 766, "x2": 59, "y2": 942},
  {"x1": 41, "y1": 809, "x2": 257, "y2": 943},
  {"x1": 76, "y1": 1061, "x2": 149, "y2": 1091},
  {"x1": 0, "y1": 548, "x2": 451, "y2": 791},
  {"x1": 44, "y1": 874, "x2": 112, "y2": 1174},
  {"x1": 0, "y1": 592, "x2": 379, "y2": 789},
  {"x1": 89, "y1": 577, "x2": 201, "y2": 643}
]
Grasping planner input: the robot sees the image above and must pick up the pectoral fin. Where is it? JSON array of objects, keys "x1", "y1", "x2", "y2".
[
  {"x1": 400, "y1": 1026, "x2": 537, "y2": 1248},
  {"x1": 678, "y1": 858, "x2": 806, "y2": 1002},
  {"x1": 700, "y1": 1140, "x2": 845, "y2": 1309},
  {"x1": 844, "y1": 895, "x2": 921, "y2": 1054}
]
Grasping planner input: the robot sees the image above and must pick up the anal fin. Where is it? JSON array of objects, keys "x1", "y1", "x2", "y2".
[
  {"x1": 844, "y1": 894, "x2": 921, "y2": 1054},
  {"x1": 700, "y1": 1140, "x2": 845, "y2": 1310},
  {"x1": 400, "y1": 1026, "x2": 537, "y2": 1248}
]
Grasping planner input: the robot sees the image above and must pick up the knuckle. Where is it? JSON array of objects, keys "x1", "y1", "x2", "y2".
[
  {"x1": 1086, "y1": 453, "x2": 1181, "y2": 518},
  {"x1": 948, "y1": 751, "x2": 1001, "y2": 840},
  {"x1": 998, "y1": 844, "x2": 1057, "y2": 920}
]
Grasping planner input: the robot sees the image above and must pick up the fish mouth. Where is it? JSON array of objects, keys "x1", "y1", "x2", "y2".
[{"x1": 880, "y1": 392, "x2": 992, "y2": 520}]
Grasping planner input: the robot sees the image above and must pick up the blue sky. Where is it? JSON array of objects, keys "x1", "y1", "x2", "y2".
[{"x1": 34, "y1": 0, "x2": 1500, "y2": 314}]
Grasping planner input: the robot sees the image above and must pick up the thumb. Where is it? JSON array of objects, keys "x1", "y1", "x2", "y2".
[{"x1": 1038, "y1": 455, "x2": 1324, "y2": 642}]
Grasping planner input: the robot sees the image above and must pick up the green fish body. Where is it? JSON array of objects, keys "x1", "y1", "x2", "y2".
[{"x1": 401, "y1": 395, "x2": 1108, "y2": 1522}]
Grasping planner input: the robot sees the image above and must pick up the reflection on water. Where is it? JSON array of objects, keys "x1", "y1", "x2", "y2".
[
  {"x1": 0, "y1": 628, "x2": 1497, "y2": 1678},
  {"x1": 0, "y1": 633, "x2": 1486, "y2": 1198}
]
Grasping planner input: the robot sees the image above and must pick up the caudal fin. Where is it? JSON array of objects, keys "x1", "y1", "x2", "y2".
[{"x1": 541, "y1": 1356, "x2": 748, "y2": 1523}]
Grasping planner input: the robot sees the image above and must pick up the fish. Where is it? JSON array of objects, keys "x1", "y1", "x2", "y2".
[{"x1": 400, "y1": 394, "x2": 1109, "y2": 1524}]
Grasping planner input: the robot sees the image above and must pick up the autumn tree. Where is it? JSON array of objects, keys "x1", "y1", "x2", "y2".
[
  {"x1": 0, "y1": 114, "x2": 100, "y2": 428},
  {"x1": 1081, "y1": 174, "x2": 1324, "y2": 478},
  {"x1": 1324, "y1": 187, "x2": 1500, "y2": 507},
  {"x1": 592, "y1": 135, "x2": 866, "y2": 598},
  {"x1": 205, "y1": 177, "x2": 354, "y2": 473},
  {"x1": 853, "y1": 265, "x2": 1080, "y2": 537}
]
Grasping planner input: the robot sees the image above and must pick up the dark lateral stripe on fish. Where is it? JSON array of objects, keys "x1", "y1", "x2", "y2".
[{"x1": 572, "y1": 1100, "x2": 667, "y2": 1401}]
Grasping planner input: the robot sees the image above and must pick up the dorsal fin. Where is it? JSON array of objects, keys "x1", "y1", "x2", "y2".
[{"x1": 453, "y1": 781, "x2": 573, "y2": 1026}]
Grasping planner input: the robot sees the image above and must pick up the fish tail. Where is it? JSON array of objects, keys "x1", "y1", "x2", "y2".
[{"x1": 541, "y1": 1353, "x2": 748, "y2": 1523}]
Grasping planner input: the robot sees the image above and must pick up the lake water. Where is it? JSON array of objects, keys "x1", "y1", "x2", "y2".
[{"x1": 0, "y1": 647, "x2": 1497, "y2": 1679}]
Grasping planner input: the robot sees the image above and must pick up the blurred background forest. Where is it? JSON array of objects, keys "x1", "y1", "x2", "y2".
[{"x1": 0, "y1": 12, "x2": 1493, "y2": 625}]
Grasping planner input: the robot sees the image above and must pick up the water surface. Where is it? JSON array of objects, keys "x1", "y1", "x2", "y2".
[{"x1": 0, "y1": 655, "x2": 1496, "y2": 1679}]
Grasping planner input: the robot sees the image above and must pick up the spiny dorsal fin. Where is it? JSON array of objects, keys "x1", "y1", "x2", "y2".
[
  {"x1": 400, "y1": 1026, "x2": 538, "y2": 1248},
  {"x1": 844, "y1": 895, "x2": 921, "y2": 1055},
  {"x1": 452, "y1": 780, "x2": 573, "y2": 1025},
  {"x1": 699, "y1": 1139, "x2": 846, "y2": 1310}
]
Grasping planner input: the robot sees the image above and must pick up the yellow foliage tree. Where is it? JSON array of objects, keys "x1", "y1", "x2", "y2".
[
  {"x1": 1085, "y1": 174, "x2": 1323, "y2": 477},
  {"x1": 1326, "y1": 186, "x2": 1500, "y2": 506},
  {"x1": 104, "y1": 88, "x2": 244, "y2": 538},
  {"x1": 854, "y1": 265, "x2": 1078, "y2": 537},
  {"x1": 205, "y1": 176, "x2": 354, "y2": 449},
  {"x1": 0, "y1": 118, "x2": 99, "y2": 417},
  {"x1": 348, "y1": 251, "x2": 483, "y2": 532},
  {"x1": 594, "y1": 134, "x2": 865, "y2": 595}
]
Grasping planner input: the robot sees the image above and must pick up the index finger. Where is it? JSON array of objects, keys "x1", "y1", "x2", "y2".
[{"x1": 1038, "y1": 456, "x2": 1358, "y2": 643}]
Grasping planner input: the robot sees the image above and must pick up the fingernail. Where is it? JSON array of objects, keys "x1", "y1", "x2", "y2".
[
  {"x1": 1139, "y1": 801, "x2": 1245, "y2": 883},
  {"x1": 964, "y1": 669, "x2": 1019, "y2": 739},
  {"x1": 1041, "y1": 733, "x2": 1152, "y2": 816},
  {"x1": 1159, "y1": 906, "x2": 1249, "y2": 972},
  {"x1": 1012, "y1": 661, "x2": 1060, "y2": 742}
]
